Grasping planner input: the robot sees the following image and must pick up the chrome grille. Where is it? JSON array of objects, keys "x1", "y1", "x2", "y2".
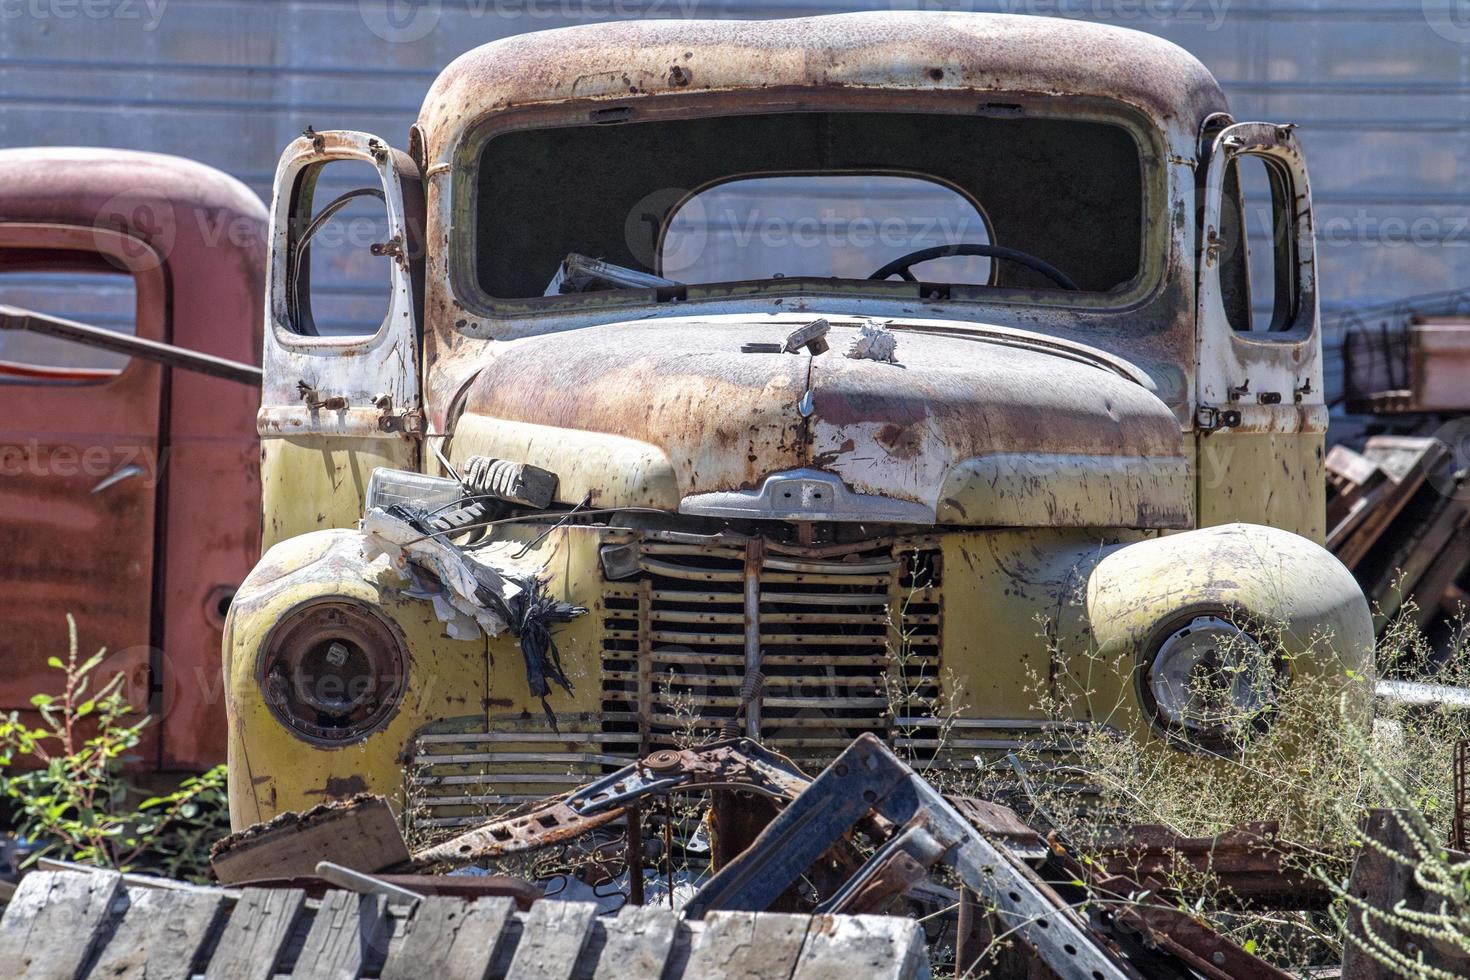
[
  {"x1": 408, "y1": 729, "x2": 641, "y2": 827},
  {"x1": 599, "y1": 536, "x2": 942, "y2": 769}
]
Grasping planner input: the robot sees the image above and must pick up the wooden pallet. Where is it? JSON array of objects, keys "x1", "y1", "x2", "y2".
[{"x1": 0, "y1": 870, "x2": 930, "y2": 979}]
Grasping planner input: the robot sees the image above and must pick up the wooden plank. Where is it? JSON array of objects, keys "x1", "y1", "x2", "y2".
[
  {"x1": 203, "y1": 887, "x2": 307, "y2": 980},
  {"x1": 503, "y1": 900, "x2": 597, "y2": 980},
  {"x1": 381, "y1": 895, "x2": 514, "y2": 980},
  {"x1": 212, "y1": 797, "x2": 408, "y2": 885},
  {"x1": 591, "y1": 904, "x2": 680, "y2": 979},
  {"x1": 1337, "y1": 443, "x2": 1440, "y2": 570},
  {"x1": 89, "y1": 887, "x2": 229, "y2": 980},
  {"x1": 792, "y1": 914, "x2": 930, "y2": 980},
  {"x1": 683, "y1": 910, "x2": 810, "y2": 978},
  {"x1": 289, "y1": 890, "x2": 389, "y2": 980},
  {"x1": 0, "y1": 869, "x2": 124, "y2": 980},
  {"x1": 1326, "y1": 444, "x2": 1381, "y2": 491}
]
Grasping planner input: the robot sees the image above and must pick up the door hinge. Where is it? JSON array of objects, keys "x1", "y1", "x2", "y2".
[
  {"x1": 377, "y1": 409, "x2": 425, "y2": 435},
  {"x1": 1196, "y1": 405, "x2": 1242, "y2": 432}
]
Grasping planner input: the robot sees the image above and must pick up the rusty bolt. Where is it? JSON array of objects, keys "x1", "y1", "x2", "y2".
[{"x1": 668, "y1": 65, "x2": 691, "y2": 87}]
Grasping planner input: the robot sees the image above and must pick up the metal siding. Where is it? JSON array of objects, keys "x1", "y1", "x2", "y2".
[{"x1": 3, "y1": 0, "x2": 1466, "y2": 394}]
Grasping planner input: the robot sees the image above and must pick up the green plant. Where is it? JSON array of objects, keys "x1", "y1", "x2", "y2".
[
  {"x1": 1323, "y1": 718, "x2": 1470, "y2": 978},
  {"x1": 0, "y1": 615, "x2": 229, "y2": 882},
  {"x1": 944, "y1": 593, "x2": 1470, "y2": 976}
]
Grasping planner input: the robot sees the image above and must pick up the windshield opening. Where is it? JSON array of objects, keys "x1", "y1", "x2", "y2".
[{"x1": 472, "y1": 109, "x2": 1144, "y2": 303}]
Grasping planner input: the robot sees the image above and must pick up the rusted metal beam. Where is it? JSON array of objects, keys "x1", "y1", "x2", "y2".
[
  {"x1": 0, "y1": 304, "x2": 261, "y2": 386},
  {"x1": 1094, "y1": 821, "x2": 1331, "y2": 910}
]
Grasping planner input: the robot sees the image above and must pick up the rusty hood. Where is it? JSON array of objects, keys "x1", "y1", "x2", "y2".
[{"x1": 450, "y1": 317, "x2": 1191, "y2": 529}]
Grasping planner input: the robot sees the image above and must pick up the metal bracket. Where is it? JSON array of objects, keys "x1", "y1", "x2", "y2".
[
  {"x1": 377, "y1": 409, "x2": 425, "y2": 435},
  {"x1": 683, "y1": 733, "x2": 1136, "y2": 980},
  {"x1": 1196, "y1": 405, "x2": 1242, "y2": 432}
]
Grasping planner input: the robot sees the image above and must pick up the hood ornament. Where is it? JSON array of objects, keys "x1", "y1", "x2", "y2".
[
  {"x1": 739, "y1": 318, "x2": 831, "y2": 356},
  {"x1": 782, "y1": 318, "x2": 830, "y2": 355}
]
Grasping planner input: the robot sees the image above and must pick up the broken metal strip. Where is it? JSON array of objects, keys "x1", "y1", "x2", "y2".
[
  {"x1": 683, "y1": 734, "x2": 1135, "y2": 980},
  {"x1": 0, "y1": 304, "x2": 262, "y2": 386},
  {"x1": 409, "y1": 740, "x2": 812, "y2": 868}
]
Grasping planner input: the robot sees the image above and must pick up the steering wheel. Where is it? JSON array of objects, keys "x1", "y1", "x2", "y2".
[{"x1": 868, "y1": 243, "x2": 1079, "y2": 291}]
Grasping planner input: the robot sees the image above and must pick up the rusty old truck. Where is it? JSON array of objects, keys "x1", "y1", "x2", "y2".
[
  {"x1": 1, "y1": 148, "x2": 266, "y2": 773},
  {"x1": 223, "y1": 12, "x2": 1372, "y2": 827}
]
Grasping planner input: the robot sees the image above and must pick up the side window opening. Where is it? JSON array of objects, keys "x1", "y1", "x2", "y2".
[
  {"x1": 288, "y1": 159, "x2": 392, "y2": 337},
  {"x1": 659, "y1": 174, "x2": 992, "y2": 286},
  {"x1": 1222, "y1": 153, "x2": 1299, "y2": 333},
  {"x1": 0, "y1": 259, "x2": 136, "y2": 384}
]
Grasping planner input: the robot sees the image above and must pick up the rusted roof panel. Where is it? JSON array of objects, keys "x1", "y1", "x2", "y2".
[{"x1": 416, "y1": 11, "x2": 1228, "y2": 163}]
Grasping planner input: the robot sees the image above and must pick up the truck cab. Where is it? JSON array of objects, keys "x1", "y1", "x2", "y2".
[
  {"x1": 225, "y1": 12, "x2": 1371, "y2": 826},
  {"x1": 0, "y1": 148, "x2": 265, "y2": 772}
]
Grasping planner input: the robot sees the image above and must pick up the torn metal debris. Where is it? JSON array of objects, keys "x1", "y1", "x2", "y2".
[
  {"x1": 394, "y1": 734, "x2": 1284, "y2": 977},
  {"x1": 361, "y1": 503, "x2": 584, "y2": 720},
  {"x1": 847, "y1": 319, "x2": 899, "y2": 362}
]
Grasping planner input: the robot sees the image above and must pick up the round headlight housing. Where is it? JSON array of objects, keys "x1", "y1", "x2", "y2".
[
  {"x1": 1141, "y1": 613, "x2": 1282, "y2": 750},
  {"x1": 259, "y1": 599, "x2": 407, "y2": 745}
]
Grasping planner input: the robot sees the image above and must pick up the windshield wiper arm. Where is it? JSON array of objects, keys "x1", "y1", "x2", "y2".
[{"x1": 545, "y1": 253, "x2": 681, "y2": 295}]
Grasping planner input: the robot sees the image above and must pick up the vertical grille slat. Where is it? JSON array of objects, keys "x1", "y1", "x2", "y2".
[{"x1": 599, "y1": 537, "x2": 944, "y2": 770}]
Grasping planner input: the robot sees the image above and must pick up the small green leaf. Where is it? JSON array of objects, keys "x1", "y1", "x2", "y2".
[
  {"x1": 46, "y1": 657, "x2": 64, "y2": 669},
  {"x1": 29, "y1": 694, "x2": 54, "y2": 708}
]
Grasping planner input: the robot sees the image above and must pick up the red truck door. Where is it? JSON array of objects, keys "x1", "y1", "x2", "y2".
[{"x1": 0, "y1": 223, "x2": 165, "y2": 755}]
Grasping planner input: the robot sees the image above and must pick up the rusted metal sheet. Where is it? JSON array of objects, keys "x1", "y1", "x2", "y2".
[
  {"x1": 416, "y1": 12, "x2": 1227, "y2": 167},
  {"x1": 415, "y1": 13, "x2": 1214, "y2": 450},
  {"x1": 0, "y1": 147, "x2": 266, "y2": 770},
  {"x1": 454, "y1": 317, "x2": 1190, "y2": 525},
  {"x1": 1095, "y1": 822, "x2": 1330, "y2": 910}
]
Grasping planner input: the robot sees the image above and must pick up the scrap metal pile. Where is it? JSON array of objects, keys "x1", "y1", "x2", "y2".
[
  {"x1": 6, "y1": 732, "x2": 1467, "y2": 976},
  {"x1": 204, "y1": 734, "x2": 1297, "y2": 978},
  {"x1": 1327, "y1": 435, "x2": 1469, "y2": 638}
]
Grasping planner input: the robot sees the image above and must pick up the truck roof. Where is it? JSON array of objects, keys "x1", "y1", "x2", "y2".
[{"x1": 415, "y1": 11, "x2": 1227, "y2": 165}]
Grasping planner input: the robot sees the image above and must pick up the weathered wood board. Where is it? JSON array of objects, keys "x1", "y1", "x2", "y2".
[{"x1": 0, "y1": 870, "x2": 932, "y2": 979}]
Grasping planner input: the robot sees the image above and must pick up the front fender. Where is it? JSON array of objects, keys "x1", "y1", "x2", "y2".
[
  {"x1": 1065, "y1": 522, "x2": 1373, "y2": 743},
  {"x1": 222, "y1": 529, "x2": 489, "y2": 827}
]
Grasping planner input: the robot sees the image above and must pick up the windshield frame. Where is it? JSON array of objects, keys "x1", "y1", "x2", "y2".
[{"x1": 449, "y1": 88, "x2": 1170, "y2": 321}]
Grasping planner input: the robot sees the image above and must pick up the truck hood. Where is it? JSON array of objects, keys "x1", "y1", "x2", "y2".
[{"x1": 451, "y1": 318, "x2": 1191, "y2": 529}]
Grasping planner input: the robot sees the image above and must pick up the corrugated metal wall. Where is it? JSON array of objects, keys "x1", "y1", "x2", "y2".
[{"x1": 4, "y1": 0, "x2": 1468, "y2": 398}]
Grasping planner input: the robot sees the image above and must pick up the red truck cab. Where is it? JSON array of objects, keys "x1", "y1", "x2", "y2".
[{"x1": 0, "y1": 148, "x2": 266, "y2": 770}]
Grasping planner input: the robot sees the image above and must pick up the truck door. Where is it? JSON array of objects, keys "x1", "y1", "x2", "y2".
[
  {"x1": 1195, "y1": 122, "x2": 1327, "y2": 542},
  {"x1": 258, "y1": 131, "x2": 425, "y2": 549},
  {"x1": 0, "y1": 224, "x2": 164, "y2": 747}
]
